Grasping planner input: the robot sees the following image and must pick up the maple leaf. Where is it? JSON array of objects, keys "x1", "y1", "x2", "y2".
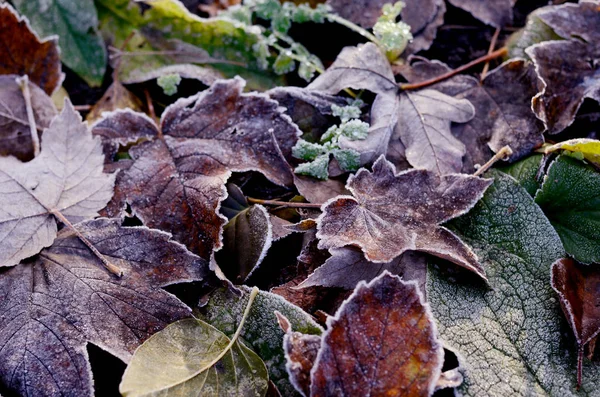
[
  {"x1": 524, "y1": 1, "x2": 600, "y2": 134},
  {"x1": 0, "y1": 218, "x2": 209, "y2": 397},
  {"x1": 0, "y1": 100, "x2": 115, "y2": 267},
  {"x1": 317, "y1": 155, "x2": 491, "y2": 279},
  {"x1": 86, "y1": 81, "x2": 144, "y2": 123},
  {"x1": 0, "y1": 74, "x2": 57, "y2": 161},
  {"x1": 398, "y1": 58, "x2": 545, "y2": 170},
  {"x1": 97, "y1": 77, "x2": 299, "y2": 259},
  {"x1": 310, "y1": 271, "x2": 444, "y2": 396},
  {"x1": 0, "y1": 4, "x2": 63, "y2": 95}
]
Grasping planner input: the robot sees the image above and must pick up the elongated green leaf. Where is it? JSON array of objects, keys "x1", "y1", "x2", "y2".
[
  {"x1": 121, "y1": 288, "x2": 269, "y2": 397},
  {"x1": 428, "y1": 171, "x2": 600, "y2": 395},
  {"x1": 198, "y1": 287, "x2": 322, "y2": 395},
  {"x1": 535, "y1": 156, "x2": 600, "y2": 264},
  {"x1": 13, "y1": 0, "x2": 106, "y2": 86}
]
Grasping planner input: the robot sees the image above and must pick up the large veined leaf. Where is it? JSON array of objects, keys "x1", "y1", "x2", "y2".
[
  {"x1": 427, "y1": 170, "x2": 600, "y2": 395},
  {"x1": 12, "y1": 0, "x2": 106, "y2": 86}
]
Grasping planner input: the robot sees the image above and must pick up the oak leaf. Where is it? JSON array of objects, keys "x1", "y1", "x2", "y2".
[
  {"x1": 0, "y1": 100, "x2": 114, "y2": 266},
  {"x1": 0, "y1": 218, "x2": 209, "y2": 397},
  {"x1": 310, "y1": 271, "x2": 444, "y2": 396},
  {"x1": 317, "y1": 155, "x2": 491, "y2": 279},
  {"x1": 0, "y1": 4, "x2": 63, "y2": 95}
]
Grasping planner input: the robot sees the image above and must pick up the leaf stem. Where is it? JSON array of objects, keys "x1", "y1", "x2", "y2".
[
  {"x1": 473, "y1": 145, "x2": 513, "y2": 176},
  {"x1": 247, "y1": 197, "x2": 323, "y2": 208},
  {"x1": 480, "y1": 28, "x2": 501, "y2": 82},
  {"x1": 16, "y1": 75, "x2": 40, "y2": 157},
  {"x1": 326, "y1": 14, "x2": 382, "y2": 47},
  {"x1": 49, "y1": 209, "x2": 123, "y2": 277},
  {"x1": 400, "y1": 47, "x2": 508, "y2": 91},
  {"x1": 198, "y1": 286, "x2": 259, "y2": 372}
]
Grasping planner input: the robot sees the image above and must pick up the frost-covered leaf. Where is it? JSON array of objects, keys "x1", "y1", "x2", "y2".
[
  {"x1": 525, "y1": 1, "x2": 600, "y2": 134},
  {"x1": 0, "y1": 101, "x2": 114, "y2": 266},
  {"x1": 427, "y1": 170, "x2": 600, "y2": 395},
  {"x1": 277, "y1": 313, "x2": 321, "y2": 397},
  {"x1": 544, "y1": 139, "x2": 600, "y2": 168},
  {"x1": 307, "y1": 43, "x2": 398, "y2": 95},
  {"x1": 157, "y1": 73, "x2": 182, "y2": 96},
  {"x1": 310, "y1": 271, "x2": 444, "y2": 396},
  {"x1": 120, "y1": 317, "x2": 269, "y2": 397},
  {"x1": 397, "y1": 89, "x2": 474, "y2": 174},
  {"x1": 101, "y1": 78, "x2": 298, "y2": 259},
  {"x1": 552, "y1": 257, "x2": 600, "y2": 387},
  {"x1": 398, "y1": 58, "x2": 544, "y2": 170},
  {"x1": 295, "y1": 154, "x2": 330, "y2": 180},
  {"x1": 217, "y1": 204, "x2": 273, "y2": 283},
  {"x1": 0, "y1": 4, "x2": 63, "y2": 95},
  {"x1": 0, "y1": 218, "x2": 209, "y2": 397},
  {"x1": 0, "y1": 74, "x2": 57, "y2": 161},
  {"x1": 198, "y1": 286, "x2": 323, "y2": 395},
  {"x1": 448, "y1": 0, "x2": 515, "y2": 27},
  {"x1": 498, "y1": 153, "x2": 543, "y2": 197},
  {"x1": 13, "y1": 0, "x2": 106, "y2": 86},
  {"x1": 535, "y1": 156, "x2": 600, "y2": 264},
  {"x1": 86, "y1": 81, "x2": 144, "y2": 123},
  {"x1": 317, "y1": 156, "x2": 491, "y2": 279},
  {"x1": 293, "y1": 175, "x2": 349, "y2": 204}
]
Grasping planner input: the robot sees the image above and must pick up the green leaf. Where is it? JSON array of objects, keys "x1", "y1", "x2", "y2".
[
  {"x1": 427, "y1": 170, "x2": 600, "y2": 395},
  {"x1": 273, "y1": 51, "x2": 296, "y2": 75},
  {"x1": 498, "y1": 154, "x2": 544, "y2": 197},
  {"x1": 120, "y1": 289, "x2": 269, "y2": 397},
  {"x1": 13, "y1": 0, "x2": 106, "y2": 86},
  {"x1": 332, "y1": 148, "x2": 360, "y2": 171},
  {"x1": 292, "y1": 140, "x2": 326, "y2": 161},
  {"x1": 294, "y1": 154, "x2": 330, "y2": 180},
  {"x1": 506, "y1": 9, "x2": 562, "y2": 59},
  {"x1": 156, "y1": 73, "x2": 181, "y2": 96},
  {"x1": 543, "y1": 139, "x2": 600, "y2": 167},
  {"x1": 198, "y1": 286, "x2": 322, "y2": 396},
  {"x1": 535, "y1": 156, "x2": 600, "y2": 264}
]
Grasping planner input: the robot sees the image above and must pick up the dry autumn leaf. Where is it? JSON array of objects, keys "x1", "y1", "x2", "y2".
[{"x1": 317, "y1": 155, "x2": 491, "y2": 279}]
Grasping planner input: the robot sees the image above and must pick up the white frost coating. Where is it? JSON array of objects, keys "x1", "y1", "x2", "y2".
[
  {"x1": 89, "y1": 107, "x2": 159, "y2": 131},
  {"x1": 243, "y1": 204, "x2": 273, "y2": 280},
  {"x1": 309, "y1": 271, "x2": 445, "y2": 396}
]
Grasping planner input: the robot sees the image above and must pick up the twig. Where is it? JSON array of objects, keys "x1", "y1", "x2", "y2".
[
  {"x1": 480, "y1": 28, "x2": 501, "y2": 82},
  {"x1": 400, "y1": 47, "x2": 508, "y2": 91},
  {"x1": 73, "y1": 105, "x2": 92, "y2": 111},
  {"x1": 144, "y1": 89, "x2": 159, "y2": 133},
  {"x1": 473, "y1": 146, "x2": 513, "y2": 176},
  {"x1": 50, "y1": 209, "x2": 123, "y2": 277},
  {"x1": 16, "y1": 75, "x2": 40, "y2": 157},
  {"x1": 247, "y1": 197, "x2": 323, "y2": 209}
]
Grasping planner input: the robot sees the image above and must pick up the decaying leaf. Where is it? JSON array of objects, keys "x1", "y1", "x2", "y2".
[
  {"x1": 277, "y1": 312, "x2": 321, "y2": 397},
  {"x1": 552, "y1": 257, "x2": 600, "y2": 388},
  {"x1": 427, "y1": 170, "x2": 600, "y2": 395},
  {"x1": 310, "y1": 271, "x2": 444, "y2": 396},
  {"x1": 535, "y1": 156, "x2": 600, "y2": 264},
  {"x1": 12, "y1": 0, "x2": 106, "y2": 86},
  {"x1": 544, "y1": 139, "x2": 600, "y2": 167},
  {"x1": 293, "y1": 175, "x2": 349, "y2": 204},
  {"x1": 0, "y1": 218, "x2": 209, "y2": 397},
  {"x1": 525, "y1": 1, "x2": 600, "y2": 134},
  {"x1": 317, "y1": 155, "x2": 491, "y2": 279},
  {"x1": 448, "y1": 0, "x2": 516, "y2": 27},
  {"x1": 100, "y1": 78, "x2": 298, "y2": 259},
  {"x1": 86, "y1": 81, "x2": 144, "y2": 123},
  {"x1": 0, "y1": 4, "x2": 63, "y2": 95},
  {"x1": 300, "y1": 246, "x2": 427, "y2": 293},
  {"x1": 199, "y1": 286, "x2": 323, "y2": 395},
  {"x1": 0, "y1": 100, "x2": 114, "y2": 266},
  {"x1": 0, "y1": 74, "x2": 57, "y2": 161},
  {"x1": 120, "y1": 288, "x2": 268, "y2": 397}
]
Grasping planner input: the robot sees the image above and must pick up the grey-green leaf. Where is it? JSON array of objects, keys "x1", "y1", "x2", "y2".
[
  {"x1": 198, "y1": 287, "x2": 322, "y2": 395},
  {"x1": 427, "y1": 170, "x2": 600, "y2": 395},
  {"x1": 535, "y1": 155, "x2": 600, "y2": 264},
  {"x1": 13, "y1": 0, "x2": 106, "y2": 86},
  {"x1": 119, "y1": 318, "x2": 269, "y2": 397},
  {"x1": 498, "y1": 153, "x2": 544, "y2": 197}
]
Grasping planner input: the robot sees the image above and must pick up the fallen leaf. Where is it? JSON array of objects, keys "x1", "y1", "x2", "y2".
[
  {"x1": 525, "y1": 2, "x2": 600, "y2": 134},
  {"x1": 86, "y1": 81, "x2": 144, "y2": 123},
  {"x1": 535, "y1": 155, "x2": 600, "y2": 264},
  {"x1": 0, "y1": 218, "x2": 209, "y2": 397},
  {"x1": 0, "y1": 74, "x2": 57, "y2": 161},
  {"x1": 0, "y1": 100, "x2": 114, "y2": 266},
  {"x1": 299, "y1": 246, "x2": 427, "y2": 292},
  {"x1": 293, "y1": 175, "x2": 349, "y2": 204},
  {"x1": 544, "y1": 139, "x2": 600, "y2": 166},
  {"x1": 277, "y1": 312, "x2": 321, "y2": 397},
  {"x1": 317, "y1": 155, "x2": 491, "y2": 279},
  {"x1": 552, "y1": 257, "x2": 600, "y2": 388},
  {"x1": 101, "y1": 78, "x2": 298, "y2": 259},
  {"x1": 310, "y1": 271, "x2": 444, "y2": 396},
  {"x1": 199, "y1": 286, "x2": 323, "y2": 395},
  {"x1": 448, "y1": 0, "x2": 516, "y2": 27},
  {"x1": 427, "y1": 170, "x2": 600, "y2": 395},
  {"x1": 12, "y1": 0, "x2": 107, "y2": 86},
  {"x1": 120, "y1": 288, "x2": 268, "y2": 397},
  {"x1": 0, "y1": 4, "x2": 63, "y2": 95}
]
